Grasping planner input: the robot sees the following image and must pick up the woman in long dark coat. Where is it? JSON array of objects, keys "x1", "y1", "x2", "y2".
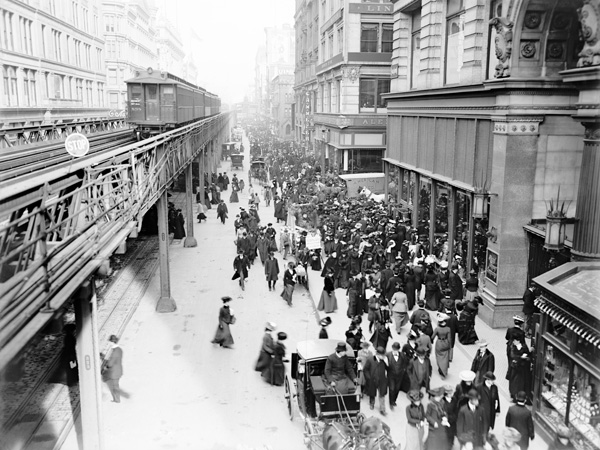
[
  {"x1": 255, "y1": 323, "x2": 276, "y2": 372},
  {"x1": 404, "y1": 266, "x2": 417, "y2": 311},
  {"x1": 426, "y1": 387, "x2": 451, "y2": 450},
  {"x1": 423, "y1": 266, "x2": 440, "y2": 311},
  {"x1": 432, "y1": 318, "x2": 452, "y2": 378},
  {"x1": 317, "y1": 272, "x2": 338, "y2": 313},
  {"x1": 262, "y1": 332, "x2": 287, "y2": 385},
  {"x1": 507, "y1": 339, "x2": 531, "y2": 401},
  {"x1": 211, "y1": 297, "x2": 234, "y2": 348},
  {"x1": 346, "y1": 274, "x2": 360, "y2": 318}
]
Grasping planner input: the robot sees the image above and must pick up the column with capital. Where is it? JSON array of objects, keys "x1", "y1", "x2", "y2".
[{"x1": 571, "y1": 123, "x2": 600, "y2": 261}]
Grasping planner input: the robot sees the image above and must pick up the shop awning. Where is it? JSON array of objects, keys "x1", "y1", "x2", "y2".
[{"x1": 535, "y1": 296, "x2": 600, "y2": 349}]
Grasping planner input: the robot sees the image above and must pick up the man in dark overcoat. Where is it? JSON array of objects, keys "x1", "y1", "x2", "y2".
[
  {"x1": 470, "y1": 340, "x2": 495, "y2": 385},
  {"x1": 264, "y1": 251, "x2": 280, "y2": 291},
  {"x1": 444, "y1": 307, "x2": 459, "y2": 362},
  {"x1": 448, "y1": 264, "x2": 464, "y2": 302},
  {"x1": 386, "y1": 342, "x2": 407, "y2": 409},
  {"x1": 232, "y1": 251, "x2": 249, "y2": 284},
  {"x1": 477, "y1": 371, "x2": 500, "y2": 432},
  {"x1": 324, "y1": 342, "x2": 356, "y2": 395},
  {"x1": 505, "y1": 391, "x2": 535, "y2": 450},
  {"x1": 363, "y1": 346, "x2": 389, "y2": 415},
  {"x1": 456, "y1": 389, "x2": 488, "y2": 449}
]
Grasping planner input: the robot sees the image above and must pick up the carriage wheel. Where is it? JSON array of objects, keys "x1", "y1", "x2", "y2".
[{"x1": 284, "y1": 378, "x2": 294, "y2": 420}]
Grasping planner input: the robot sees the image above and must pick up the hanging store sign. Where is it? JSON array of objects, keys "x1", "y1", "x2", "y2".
[{"x1": 65, "y1": 133, "x2": 90, "y2": 157}]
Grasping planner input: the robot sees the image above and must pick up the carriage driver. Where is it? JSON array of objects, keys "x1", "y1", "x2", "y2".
[{"x1": 324, "y1": 342, "x2": 357, "y2": 394}]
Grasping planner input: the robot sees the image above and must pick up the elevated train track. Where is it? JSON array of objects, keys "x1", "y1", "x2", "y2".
[{"x1": 0, "y1": 112, "x2": 232, "y2": 367}]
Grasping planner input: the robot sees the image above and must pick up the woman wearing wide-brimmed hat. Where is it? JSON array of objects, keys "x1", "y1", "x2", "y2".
[
  {"x1": 405, "y1": 389, "x2": 427, "y2": 450},
  {"x1": 262, "y1": 331, "x2": 287, "y2": 386},
  {"x1": 432, "y1": 314, "x2": 452, "y2": 378}
]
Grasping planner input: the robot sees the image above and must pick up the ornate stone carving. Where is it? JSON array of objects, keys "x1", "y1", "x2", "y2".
[
  {"x1": 342, "y1": 66, "x2": 359, "y2": 83},
  {"x1": 520, "y1": 41, "x2": 537, "y2": 58},
  {"x1": 524, "y1": 12, "x2": 542, "y2": 29},
  {"x1": 583, "y1": 122, "x2": 600, "y2": 140},
  {"x1": 490, "y1": 17, "x2": 514, "y2": 78},
  {"x1": 577, "y1": 0, "x2": 600, "y2": 67},
  {"x1": 546, "y1": 41, "x2": 564, "y2": 59},
  {"x1": 492, "y1": 117, "x2": 542, "y2": 135}
]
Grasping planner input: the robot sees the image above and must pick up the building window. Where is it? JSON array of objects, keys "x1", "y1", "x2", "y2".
[
  {"x1": 487, "y1": 0, "x2": 502, "y2": 79},
  {"x1": 23, "y1": 69, "x2": 36, "y2": 106},
  {"x1": 53, "y1": 73, "x2": 63, "y2": 99},
  {"x1": 108, "y1": 92, "x2": 119, "y2": 109},
  {"x1": 20, "y1": 18, "x2": 33, "y2": 55},
  {"x1": 76, "y1": 78, "x2": 83, "y2": 100},
  {"x1": 74, "y1": 39, "x2": 81, "y2": 66},
  {"x1": 336, "y1": 79, "x2": 341, "y2": 112},
  {"x1": 108, "y1": 69, "x2": 117, "y2": 86},
  {"x1": 97, "y1": 82, "x2": 104, "y2": 106},
  {"x1": 72, "y1": 1, "x2": 79, "y2": 27},
  {"x1": 41, "y1": 25, "x2": 47, "y2": 57},
  {"x1": 52, "y1": 29, "x2": 61, "y2": 61},
  {"x1": 359, "y1": 78, "x2": 390, "y2": 112},
  {"x1": 445, "y1": 0, "x2": 465, "y2": 85},
  {"x1": 360, "y1": 23, "x2": 378, "y2": 52},
  {"x1": 105, "y1": 15, "x2": 115, "y2": 32},
  {"x1": 361, "y1": 23, "x2": 393, "y2": 53},
  {"x1": 96, "y1": 48, "x2": 102, "y2": 70},
  {"x1": 49, "y1": 0, "x2": 56, "y2": 15},
  {"x1": 2, "y1": 65, "x2": 18, "y2": 106},
  {"x1": 328, "y1": 32, "x2": 334, "y2": 59},
  {"x1": 1, "y1": 10, "x2": 15, "y2": 51},
  {"x1": 86, "y1": 81, "x2": 93, "y2": 106},
  {"x1": 337, "y1": 26, "x2": 343, "y2": 54},
  {"x1": 410, "y1": 11, "x2": 421, "y2": 89}
]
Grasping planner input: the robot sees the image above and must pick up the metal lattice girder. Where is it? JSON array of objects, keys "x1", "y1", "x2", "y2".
[
  {"x1": 0, "y1": 118, "x2": 127, "y2": 149},
  {"x1": 0, "y1": 113, "x2": 231, "y2": 366}
]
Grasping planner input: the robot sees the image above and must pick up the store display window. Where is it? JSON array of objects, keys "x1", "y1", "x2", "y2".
[
  {"x1": 576, "y1": 336, "x2": 600, "y2": 370},
  {"x1": 539, "y1": 342, "x2": 600, "y2": 450},
  {"x1": 546, "y1": 318, "x2": 578, "y2": 349}
]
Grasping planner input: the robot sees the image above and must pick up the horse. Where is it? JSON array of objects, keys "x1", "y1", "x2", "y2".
[
  {"x1": 358, "y1": 187, "x2": 386, "y2": 203},
  {"x1": 322, "y1": 416, "x2": 398, "y2": 450}
]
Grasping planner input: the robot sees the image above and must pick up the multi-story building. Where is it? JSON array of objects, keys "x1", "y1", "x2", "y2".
[
  {"x1": 383, "y1": 0, "x2": 599, "y2": 332},
  {"x1": 256, "y1": 25, "x2": 295, "y2": 118},
  {"x1": 295, "y1": 0, "x2": 394, "y2": 174},
  {"x1": 0, "y1": 0, "x2": 107, "y2": 126},
  {"x1": 155, "y1": 14, "x2": 185, "y2": 78},
  {"x1": 270, "y1": 73, "x2": 294, "y2": 140},
  {"x1": 294, "y1": 0, "x2": 320, "y2": 155},
  {"x1": 101, "y1": 0, "x2": 158, "y2": 112}
]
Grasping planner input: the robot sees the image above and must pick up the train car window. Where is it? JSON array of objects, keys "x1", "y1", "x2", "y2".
[
  {"x1": 147, "y1": 85, "x2": 157, "y2": 100},
  {"x1": 130, "y1": 85, "x2": 143, "y2": 112}
]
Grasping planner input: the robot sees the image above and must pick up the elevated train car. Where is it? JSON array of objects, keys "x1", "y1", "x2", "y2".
[{"x1": 125, "y1": 67, "x2": 220, "y2": 139}]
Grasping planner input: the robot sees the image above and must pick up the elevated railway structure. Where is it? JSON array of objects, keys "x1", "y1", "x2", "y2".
[
  {"x1": 0, "y1": 118, "x2": 129, "y2": 150},
  {"x1": 0, "y1": 112, "x2": 232, "y2": 449}
]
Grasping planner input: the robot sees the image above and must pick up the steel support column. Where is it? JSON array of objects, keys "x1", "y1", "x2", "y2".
[
  {"x1": 156, "y1": 191, "x2": 176, "y2": 312},
  {"x1": 74, "y1": 279, "x2": 104, "y2": 450},
  {"x1": 183, "y1": 162, "x2": 197, "y2": 248}
]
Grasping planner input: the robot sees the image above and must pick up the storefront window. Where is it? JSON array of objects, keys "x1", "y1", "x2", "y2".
[
  {"x1": 418, "y1": 177, "x2": 431, "y2": 254},
  {"x1": 388, "y1": 166, "x2": 399, "y2": 203},
  {"x1": 546, "y1": 318, "x2": 578, "y2": 350},
  {"x1": 454, "y1": 192, "x2": 470, "y2": 268},
  {"x1": 540, "y1": 344, "x2": 570, "y2": 426},
  {"x1": 473, "y1": 218, "x2": 488, "y2": 273},
  {"x1": 434, "y1": 182, "x2": 449, "y2": 261},
  {"x1": 569, "y1": 365, "x2": 600, "y2": 447},
  {"x1": 576, "y1": 338, "x2": 600, "y2": 370},
  {"x1": 539, "y1": 342, "x2": 600, "y2": 450},
  {"x1": 409, "y1": 172, "x2": 416, "y2": 207},
  {"x1": 346, "y1": 149, "x2": 382, "y2": 173}
]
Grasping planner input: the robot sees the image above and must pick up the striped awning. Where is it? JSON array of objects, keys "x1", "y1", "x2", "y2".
[{"x1": 535, "y1": 297, "x2": 600, "y2": 348}]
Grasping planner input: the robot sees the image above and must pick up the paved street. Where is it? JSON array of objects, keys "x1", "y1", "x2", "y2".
[{"x1": 60, "y1": 134, "x2": 548, "y2": 450}]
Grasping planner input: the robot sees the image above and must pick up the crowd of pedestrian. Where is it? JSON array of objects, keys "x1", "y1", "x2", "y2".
[{"x1": 203, "y1": 123, "x2": 559, "y2": 450}]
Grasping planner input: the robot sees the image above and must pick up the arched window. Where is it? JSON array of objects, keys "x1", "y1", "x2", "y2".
[{"x1": 285, "y1": 124, "x2": 291, "y2": 135}]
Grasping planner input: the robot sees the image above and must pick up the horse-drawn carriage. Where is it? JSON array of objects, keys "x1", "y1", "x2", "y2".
[
  {"x1": 285, "y1": 340, "x2": 398, "y2": 450},
  {"x1": 250, "y1": 158, "x2": 268, "y2": 184},
  {"x1": 230, "y1": 153, "x2": 244, "y2": 170}
]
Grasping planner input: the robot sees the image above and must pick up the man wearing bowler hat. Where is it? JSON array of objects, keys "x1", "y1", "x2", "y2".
[
  {"x1": 505, "y1": 391, "x2": 535, "y2": 450},
  {"x1": 456, "y1": 389, "x2": 488, "y2": 449},
  {"x1": 477, "y1": 371, "x2": 500, "y2": 432},
  {"x1": 324, "y1": 341, "x2": 357, "y2": 394}
]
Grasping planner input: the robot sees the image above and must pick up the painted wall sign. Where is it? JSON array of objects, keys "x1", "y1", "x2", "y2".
[
  {"x1": 485, "y1": 249, "x2": 499, "y2": 284},
  {"x1": 349, "y1": 3, "x2": 393, "y2": 14}
]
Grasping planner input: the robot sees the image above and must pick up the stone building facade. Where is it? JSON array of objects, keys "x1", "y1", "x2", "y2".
[
  {"x1": 0, "y1": 0, "x2": 107, "y2": 125},
  {"x1": 384, "y1": 0, "x2": 599, "y2": 327},
  {"x1": 295, "y1": 0, "x2": 394, "y2": 173},
  {"x1": 270, "y1": 73, "x2": 295, "y2": 140}
]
